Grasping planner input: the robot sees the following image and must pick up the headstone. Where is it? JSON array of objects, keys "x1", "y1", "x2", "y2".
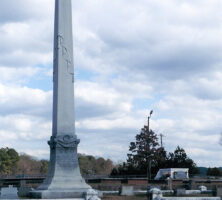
[
  {"x1": 216, "y1": 186, "x2": 222, "y2": 197},
  {"x1": 199, "y1": 186, "x2": 207, "y2": 192},
  {"x1": 167, "y1": 177, "x2": 172, "y2": 190},
  {"x1": 0, "y1": 185, "x2": 18, "y2": 199},
  {"x1": 120, "y1": 186, "x2": 134, "y2": 196},
  {"x1": 176, "y1": 188, "x2": 186, "y2": 196},
  {"x1": 84, "y1": 189, "x2": 101, "y2": 200},
  {"x1": 148, "y1": 188, "x2": 162, "y2": 200},
  {"x1": 18, "y1": 186, "x2": 33, "y2": 198},
  {"x1": 30, "y1": 0, "x2": 100, "y2": 199},
  {"x1": 185, "y1": 190, "x2": 201, "y2": 195},
  {"x1": 96, "y1": 190, "x2": 103, "y2": 198},
  {"x1": 162, "y1": 190, "x2": 174, "y2": 195}
]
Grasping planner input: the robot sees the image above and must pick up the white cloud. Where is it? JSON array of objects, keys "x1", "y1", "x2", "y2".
[
  {"x1": 0, "y1": 114, "x2": 51, "y2": 140},
  {"x1": 0, "y1": 67, "x2": 40, "y2": 83},
  {"x1": 0, "y1": 0, "x2": 222, "y2": 167},
  {"x1": 77, "y1": 116, "x2": 142, "y2": 130},
  {"x1": 0, "y1": 84, "x2": 52, "y2": 115}
]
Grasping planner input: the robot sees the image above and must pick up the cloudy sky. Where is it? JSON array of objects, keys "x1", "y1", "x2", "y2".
[{"x1": 1, "y1": 0, "x2": 222, "y2": 167}]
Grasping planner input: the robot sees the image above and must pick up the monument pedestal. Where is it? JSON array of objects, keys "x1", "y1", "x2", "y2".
[{"x1": 30, "y1": 136, "x2": 100, "y2": 199}]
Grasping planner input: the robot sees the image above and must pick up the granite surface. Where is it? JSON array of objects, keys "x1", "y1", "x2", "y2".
[{"x1": 30, "y1": 1, "x2": 99, "y2": 199}]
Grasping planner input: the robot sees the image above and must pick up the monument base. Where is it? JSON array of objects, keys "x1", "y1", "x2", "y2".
[
  {"x1": 29, "y1": 139, "x2": 103, "y2": 199},
  {"x1": 30, "y1": 188, "x2": 101, "y2": 199},
  {"x1": 31, "y1": 189, "x2": 85, "y2": 199}
]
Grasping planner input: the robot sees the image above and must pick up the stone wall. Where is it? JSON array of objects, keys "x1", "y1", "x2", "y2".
[{"x1": 2, "y1": 177, "x2": 222, "y2": 193}]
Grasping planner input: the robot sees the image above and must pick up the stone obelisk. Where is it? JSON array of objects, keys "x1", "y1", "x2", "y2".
[{"x1": 31, "y1": 0, "x2": 99, "y2": 199}]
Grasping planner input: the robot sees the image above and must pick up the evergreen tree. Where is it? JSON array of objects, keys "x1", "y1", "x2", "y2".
[
  {"x1": 111, "y1": 136, "x2": 199, "y2": 177},
  {"x1": 111, "y1": 126, "x2": 166, "y2": 176},
  {"x1": 127, "y1": 126, "x2": 159, "y2": 167},
  {"x1": 165, "y1": 146, "x2": 199, "y2": 174}
]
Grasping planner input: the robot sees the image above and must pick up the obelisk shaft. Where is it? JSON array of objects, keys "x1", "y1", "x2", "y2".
[
  {"x1": 53, "y1": 0, "x2": 75, "y2": 137},
  {"x1": 30, "y1": 0, "x2": 94, "y2": 198}
]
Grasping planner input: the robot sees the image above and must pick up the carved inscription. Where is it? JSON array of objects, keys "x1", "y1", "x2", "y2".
[
  {"x1": 56, "y1": 35, "x2": 74, "y2": 82},
  {"x1": 57, "y1": 148, "x2": 78, "y2": 168}
]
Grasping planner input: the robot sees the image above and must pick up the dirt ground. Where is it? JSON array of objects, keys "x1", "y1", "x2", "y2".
[{"x1": 102, "y1": 195, "x2": 146, "y2": 200}]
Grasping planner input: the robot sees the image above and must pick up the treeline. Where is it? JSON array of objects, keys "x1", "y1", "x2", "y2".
[
  {"x1": 111, "y1": 125, "x2": 199, "y2": 177},
  {"x1": 0, "y1": 147, "x2": 114, "y2": 176},
  {"x1": 207, "y1": 167, "x2": 222, "y2": 176},
  {"x1": 79, "y1": 154, "x2": 113, "y2": 175}
]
